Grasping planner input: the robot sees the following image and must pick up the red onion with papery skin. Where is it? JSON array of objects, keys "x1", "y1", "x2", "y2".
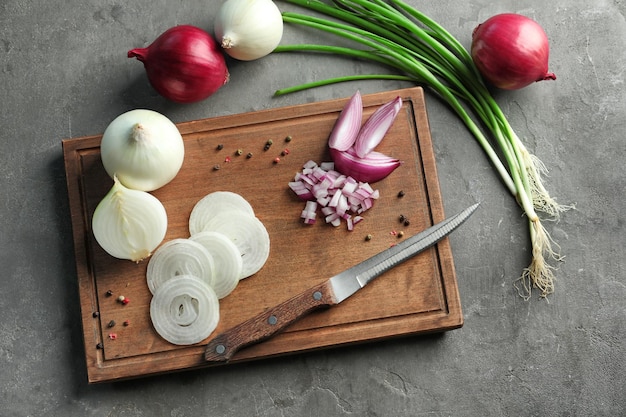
[
  {"x1": 128, "y1": 25, "x2": 229, "y2": 103},
  {"x1": 471, "y1": 13, "x2": 556, "y2": 90}
]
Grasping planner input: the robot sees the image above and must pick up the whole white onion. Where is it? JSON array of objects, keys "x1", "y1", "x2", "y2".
[
  {"x1": 214, "y1": 0, "x2": 284, "y2": 61},
  {"x1": 100, "y1": 109, "x2": 185, "y2": 191}
]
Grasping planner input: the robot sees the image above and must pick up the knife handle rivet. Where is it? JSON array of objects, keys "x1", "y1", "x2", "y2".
[
  {"x1": 215, "y1": 344, "x2": 226, "y2": 355},
  {"x1": 268, "y1": 315, "x2": 278, "y2": 325},
  {"x1": 313, "y1": 291, "x2": 322, "y2": 301}
]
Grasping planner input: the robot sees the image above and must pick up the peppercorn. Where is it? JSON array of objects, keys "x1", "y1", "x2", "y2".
[
  {"x1": 213, "y1": 164, "x2": 221, "y2": 171},
  {"x1": 105, "y1": 290, "x2": 113, "y2": 297},
  {"x1": 108, "y1": 320, "x2": 116, "y2": 328},
  {"x1": 96, "y1": 343, "x2": 104, "y2": 349},
  {"x1": 216, "y1": 144, "x2": 224, "y2": 150},
  {"x1": 246, "y1": 152, "x2": 253, "y2": 158},
  {"x1": 285, "y1": 135, "x2": 292, "y2": 142},
  {"x1": 403, "y1": 219, "x2": 410, "y2": 226},
  {"x1": 399, "y1": 214, "x2": 406, "y2": 222},
  {"x1": 123, "y1": 320, "x2": 130, "y2": 327},
  {"x1": 397, "y1": 190, "x2": 405, "y2": 198},
  {"x1": 92, "y1": 311, "x2": 100, "y2": 318}
]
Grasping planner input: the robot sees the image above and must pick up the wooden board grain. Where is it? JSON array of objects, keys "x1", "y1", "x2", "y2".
[{"x1": 62, "y1": 87, "x2": 463, "y2": 383}]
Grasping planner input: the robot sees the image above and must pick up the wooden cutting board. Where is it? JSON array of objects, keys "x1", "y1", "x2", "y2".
[{"x1": 63, "y1": 87, "x2": 463, "y2": 383}]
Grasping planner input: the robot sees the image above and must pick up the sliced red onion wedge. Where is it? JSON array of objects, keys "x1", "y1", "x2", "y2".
[
  {"x1": 189, "y1": 231, "x2": 243, "y2": 298},
  {"x1": 328, "y1": 90, "x2": 362, "y2": 151},
  {"x1": 146, "y1": 238, "x2": 215, "y2": 294},
  {"x1": 200, "y1": 211, "x2": 270, "y2": 279},
  {"x1": 189, "y1": 191, "x2": 255, "y2": 235},
  {"x1": 150, "y1": 274, "x2": 219, "y2": 345},
  {"x1": 330, "y1": 147, "x2": 401, "y2": 183},
  {"x1": 354, "y1": 96, "x2": 403, "y2": 158}
]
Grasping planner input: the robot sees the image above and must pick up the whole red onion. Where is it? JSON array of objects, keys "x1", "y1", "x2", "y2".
[
  {"x1": 128, "y1": 25, "x2": 229, "y2": 103},
  {"x1": 471, "y1": 13, "x2": 556, "y2": 90}
]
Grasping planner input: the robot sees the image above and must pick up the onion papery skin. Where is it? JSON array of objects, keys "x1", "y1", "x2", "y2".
[
  {"x1": 128, "y1": 25, "x2": 229, "y2": 103},
  {"x1": 100, "y1": 109, "x2": 185, "y2": 192},
  {"x1": 330, "y1": 147, "x2": 401, "y2": 183},
  {"x1": 471, "y1": 13, "x2": 556, "y2": 90},
  {"x1": 91, "y1": 176, "x2": 168, "y2": 262},
  {"x1": 328, "y1": 90, "x2": 362, "y2": 151},
  {"x1": 214, "y1": 0, "x2": 284, "y2": 61}
]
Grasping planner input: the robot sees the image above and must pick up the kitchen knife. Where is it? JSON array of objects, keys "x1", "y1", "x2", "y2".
[{"x1": 205, "y1": 202, "x2": 479, "y2": 363}]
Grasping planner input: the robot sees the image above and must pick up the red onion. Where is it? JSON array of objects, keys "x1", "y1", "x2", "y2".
[
  {"x1": 330, "y1": 147, "x2": 401, "y2": 183},
  {"x1": 289, "y1": 160, "x2": 377, "y2": 230},
  {"x1": 471, "y1": 14, "x2": 556, "y2": 90},
  {"x1": 128, "y1": 25, "x2": 230, "y2": 103},
  {"x1": 354, "y1": 96, "x2": 402, "y2": 158},
  {"x1": 328, "y1": 91, "x2": 362, "y2": 151}
]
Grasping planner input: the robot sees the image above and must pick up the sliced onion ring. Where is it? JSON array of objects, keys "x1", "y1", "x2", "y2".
[
  {"x1": 146, "y1": 238, "x2": 215, "y2": 294},
  {"x1": 189, "y1": 231, "x2": 243, "y2": 298},
  {"x1": 150, "y1": 275, "x2": 219, "y2": 345},
  {"x1": 201, "y1": 211, "x2": 270, "y2": 279},
  {"x1": 189, "y1": 191, "x2": 255, "y2": 235}
]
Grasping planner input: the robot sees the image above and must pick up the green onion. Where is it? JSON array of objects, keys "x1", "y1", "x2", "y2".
[{"x1": 274, "y1": 0, "x2": 571, "y2": 298}]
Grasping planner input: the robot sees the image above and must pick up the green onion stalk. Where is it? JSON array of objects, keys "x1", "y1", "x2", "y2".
[{"x1": 273, "y1": 0, "x2": 571, "y2": 298}]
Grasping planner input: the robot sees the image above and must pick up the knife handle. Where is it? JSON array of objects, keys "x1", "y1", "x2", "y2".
[{"x1": 204, "y1": 280, "x2": 337, "y2": 363}]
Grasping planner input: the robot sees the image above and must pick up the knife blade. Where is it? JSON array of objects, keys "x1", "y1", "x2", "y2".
[{"x1": 204, "y1": 202, "x2": 479, "y2": 363}]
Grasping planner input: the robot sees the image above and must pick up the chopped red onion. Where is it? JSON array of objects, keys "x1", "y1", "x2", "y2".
[{"x1": 289, "y1": 160, "x2": 380, "y2": 230}]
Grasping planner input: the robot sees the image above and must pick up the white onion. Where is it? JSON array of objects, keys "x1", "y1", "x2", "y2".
[
  {"x1": 100, "y1": 109, "x2": 185, "y2": 192},
  {"x1": 214, "y1": 0, "x2": 283, "y2": 61},
  {"x1": 150, "y1": 275, "x2": 219, "y2": 345},
  {"x1": 146, "y1": 238, "x2": 215, "y2": 294},
  {"x1": 189, "y1": 231, "x2": 243, "y2": 299},
  {"x1": 92, "y1": 176, "x2": 167, "y2": 262},
  {"x1": 200, "y1": 211, "x2": 270, "y2": 279},
  {"x1": 189, "y1": 191, "x2": 255, "y2": 235}
]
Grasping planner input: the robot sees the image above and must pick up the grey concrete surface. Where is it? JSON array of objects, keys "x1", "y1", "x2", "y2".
[{"x1": 1, "y1": 0, "x2": 624, "y2": 415}]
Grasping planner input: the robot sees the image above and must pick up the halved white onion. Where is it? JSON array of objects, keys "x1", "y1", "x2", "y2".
[
  {"x1": 201, "y1": 211, "x2": 270, "y2": 279},
  {"x1": 189, "y1": 231, "x2": 243, "y2": 298},
  {"x1": 146, "y1": 238, "x2": 215, "y2": 294},
  {"x1": 189, "y1": 191, "x2": 255, "y2": 235},
  {"x1": 150, "y1": 275, "x2": 219, "y2": 345},
  {"x1": 92, "y1": 176, "x2": 167, "y2": 262}
]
